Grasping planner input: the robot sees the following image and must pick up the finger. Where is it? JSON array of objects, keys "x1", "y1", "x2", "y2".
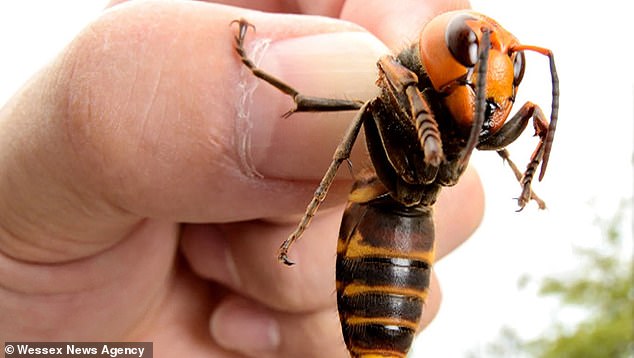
[
  {"x1": 0, "y1": 1, "x2": 388, "y2": 259},
  {"x1": 180, "y1": 167, "x2": 483, "y2": 312},
  {"x1": 210, "y1": 294, "x2": 348, "y2": 358},
  {"x1": 340, "y1": 0, "x2": 471, "y2": 50}
]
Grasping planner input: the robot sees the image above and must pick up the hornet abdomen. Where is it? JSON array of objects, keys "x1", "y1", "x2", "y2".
[{"x1": 336, "y1": 176, "x2": 435, "y2": 358}]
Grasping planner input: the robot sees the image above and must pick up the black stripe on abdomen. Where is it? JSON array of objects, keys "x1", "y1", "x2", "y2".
[
  {"x1": 336, "y1": 256, "x2": 430, "y2": 290},
  {"x1": 342, "y1": 322, "x2": 416, "y2": 357}
]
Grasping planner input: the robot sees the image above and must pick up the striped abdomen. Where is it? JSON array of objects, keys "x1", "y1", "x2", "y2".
[{"x1": 336, "y1": 179, "x2": 435, "y2": 358}]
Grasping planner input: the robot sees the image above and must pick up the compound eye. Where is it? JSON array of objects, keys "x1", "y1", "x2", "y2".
[
  {"x1": 446, "y1": 15, "x2": 479, "y2": 68},
  {"x1": 513, "y1": 51, "x2": 526, "y2": 85}
]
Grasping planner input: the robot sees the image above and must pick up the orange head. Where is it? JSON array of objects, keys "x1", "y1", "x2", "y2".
[{"x1": 419, "y1": 11, "x2": 526, "y2": 136}]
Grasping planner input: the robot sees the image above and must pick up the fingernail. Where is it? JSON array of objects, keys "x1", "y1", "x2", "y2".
[
  {"x1": 211, "y1": 297, "x2": 281, "y2": 352},
  {"x1": 235, "y1": 31, "x2": 388, "y2": 179}
]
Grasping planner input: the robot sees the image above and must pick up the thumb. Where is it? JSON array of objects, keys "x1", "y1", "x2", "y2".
[
  {"x1": 236, "y1": 17, "x2": 389, "y2": 180},
  {"x1": 0, "y1": 1, "x2": 388, "y2": 261}
]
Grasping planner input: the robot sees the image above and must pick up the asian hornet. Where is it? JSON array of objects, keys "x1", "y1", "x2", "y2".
[{"x1": 232, "y1": 10, "x2": 558, "y2": 358}]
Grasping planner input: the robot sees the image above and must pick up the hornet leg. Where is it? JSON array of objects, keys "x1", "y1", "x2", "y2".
[
  {"x1": 496, "y1": 149, "x2": 546, "y2": 209},
  {"x1": 232, "y1": 18, "x2": 364, "y2": 117},
  {"x1": 277, "y1": 103, "x2": 371, "y2": 265},
  {"x1": 478, "y1": 102, "x2": 550, "y2": 210}
]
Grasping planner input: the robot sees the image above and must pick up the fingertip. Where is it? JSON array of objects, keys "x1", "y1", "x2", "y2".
[
  {"x1": 210, "y1": 296, "x2": 281, "y2": 354},
  {"x1": 210, "y1": 293, "x2": 349, "y2": 358}
]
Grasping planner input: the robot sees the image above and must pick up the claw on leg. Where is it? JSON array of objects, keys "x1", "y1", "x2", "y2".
[{"x1": 497, "y1": 150, "x2": 546, "y2": 210}]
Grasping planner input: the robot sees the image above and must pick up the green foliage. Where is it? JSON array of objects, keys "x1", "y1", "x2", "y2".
[{"x1": 478, "y1": 201, "x2": 633, "y2": 358}]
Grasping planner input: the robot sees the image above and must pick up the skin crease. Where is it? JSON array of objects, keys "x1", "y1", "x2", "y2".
[{"x1": 0, "y1": 1, "x2": 483, "y2": 357}]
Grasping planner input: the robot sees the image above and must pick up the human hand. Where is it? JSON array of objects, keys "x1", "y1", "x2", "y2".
[{"x1": 0, "y1": 1, "x2": 480, "y2": 357}]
